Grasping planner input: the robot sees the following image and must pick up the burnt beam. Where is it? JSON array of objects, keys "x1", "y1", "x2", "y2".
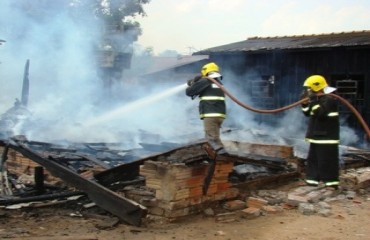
[
  {"x1": 0, "y1": 190, "x2": 85, "y2": 205},
  {"x1": 233, "y1": 171, "x2": 301, "y2": 191},
  {"x1": 2, "y1": 139, "x2": 147, "y2": 226},
  {"x1": 94, "y1": 160, "x2": 141, "y2": 186}
]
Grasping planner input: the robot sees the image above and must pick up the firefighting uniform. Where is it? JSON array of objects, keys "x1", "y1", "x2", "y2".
[
  {"x1": 186, "y1": 76, "x2": 226, "y2": 151},
  {"x1": 301, "y1": 94, "x2": 340, "y2": 187}
]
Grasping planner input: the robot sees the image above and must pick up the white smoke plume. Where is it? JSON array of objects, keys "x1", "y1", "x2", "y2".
[
  {"x1": 0, "y1": 1, "x2": 196, "y2": 148},
  {"x1": 0, "y1": 1, "x2": 364, "y2": 152}
]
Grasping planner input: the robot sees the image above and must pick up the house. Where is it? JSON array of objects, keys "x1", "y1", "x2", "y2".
[
  {"x1": 193, "y1": 31, "x2": 370, "y2": 141},
  {"x1": 137, "y1": 54, "x2": 209, "y2": 84}
]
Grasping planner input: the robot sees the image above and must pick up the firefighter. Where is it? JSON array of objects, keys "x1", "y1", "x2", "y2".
[
  {"x1": 186, "y1": 62, "x2": 228, "y2": 155},
  {"x1": 301, "y1": 75, "x2": 340, "y2": 189}
]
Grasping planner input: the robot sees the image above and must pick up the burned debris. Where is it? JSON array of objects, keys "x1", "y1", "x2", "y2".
[
  {"x1": 0, "y1": 137, "x2": 149, "y2": 226},
  {"x1": 0, "y1": 135, "x2": 369, "y2": 226}
]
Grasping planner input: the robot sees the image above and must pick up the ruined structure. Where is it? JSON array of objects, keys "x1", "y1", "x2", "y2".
[{"x1": 0, "y1": 137, "x2": 304, "y2": 225}]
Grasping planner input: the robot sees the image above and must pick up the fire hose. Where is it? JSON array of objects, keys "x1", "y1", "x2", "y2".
[{"x1": 206, "y1": 77, "x2": 370, "y2": 139}]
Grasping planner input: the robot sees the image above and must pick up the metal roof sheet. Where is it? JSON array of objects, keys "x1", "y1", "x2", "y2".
[
  {"x1": 140, "y1": 55, "x2": 208, "y2": 76},
  {"x1": 195, "y1": 31, "x2": 370, "y2": 54}
]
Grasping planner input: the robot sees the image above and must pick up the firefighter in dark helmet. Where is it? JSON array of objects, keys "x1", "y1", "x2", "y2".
[
  {"x1": 301, "y1": 75, "x2": 340, "y2": 189},
  {"x1": 186, "y1": 62, "x2": 228, "y2": 155}
]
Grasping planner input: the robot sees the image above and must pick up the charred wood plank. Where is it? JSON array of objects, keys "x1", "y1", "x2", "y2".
[
  {"x1": 103, "y1": 177, "x2": 145, "y2": 191},
  {"x1": 2, "y1": 139, "x2": 147, "y2": 226},
  {"x1": 233, "y1": 171, "x2": 301, "y2": 191},
  {"x1": 127, "y1": 140, "x2": 210, "y2": 164},
  {"x1": 342, "y1": 153, "x2": 370, "y2": 162},
  {"x1": 71, "y1": 153, "x2": 111, "y2": 169},
  {"x1": 94, "y1": 160, "x2": 140, "y2": 186},
  {"x1": 224, "y1": 140, "x2": 294, "y2": 159},
  {"x1": 138, "y1": 142, "x2": 180, "y2": 152},
  {"x1": 0, "y1": 191, "x2": 85, "y2": 205},
  {"x1": 224, "y1": 154, "x2": 287, "y2": 171},
  {"x1": 202, "y1": 142, "x2": 218, "y2": 195}
]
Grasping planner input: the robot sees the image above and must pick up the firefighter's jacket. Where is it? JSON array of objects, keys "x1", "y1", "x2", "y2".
[
  {"x1": 301, "y1": 94, "x2": 339, "y2": 144},
  {"x1": 186, "y1": 77, "x2": 226, "y2": 119}
]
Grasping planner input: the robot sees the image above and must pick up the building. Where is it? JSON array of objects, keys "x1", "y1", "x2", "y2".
[
  {"x1": 194, "y1": 31, "x2": 370, "y2": 141},
  {"x1": 137, "y1": 55, "x2": 209, "y2": 84}
]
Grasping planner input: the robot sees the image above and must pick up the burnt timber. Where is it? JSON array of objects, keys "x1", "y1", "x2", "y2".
[
  {"x1": 0, "y1": 137, "x2": 298, "y2": 220},
  {"x1": 3, "y1": 136, "x2": 368, "y2": 224},
  {"x1": 0, "y1": 138, "x2": 147, "y2": 226}
]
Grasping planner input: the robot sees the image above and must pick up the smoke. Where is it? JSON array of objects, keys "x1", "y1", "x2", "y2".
[
  {"x1": 0, "y1": 1, "x2": 197, "y2": 147},
  {"x1": 215, "y1": 68, "x2": 363, "y2": 154},
  {"x1": 0, "y1": 1, "x2": 364, "y2": 151}
]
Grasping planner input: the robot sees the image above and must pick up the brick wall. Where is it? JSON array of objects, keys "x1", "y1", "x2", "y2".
[
  {"x1": 0, "y1": 146, "x2": 61, "y2": 184},
  {"x1": 139, "y1": 160, "x2": 239, "y2": 219}
]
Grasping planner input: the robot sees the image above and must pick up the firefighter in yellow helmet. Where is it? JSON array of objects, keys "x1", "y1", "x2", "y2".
[
  {"x1": 301, "y1": 75, "x2": 340, "y2": 189},
  {"x1": 185, "y1": 62, "x2": 228, "y2": 155}
]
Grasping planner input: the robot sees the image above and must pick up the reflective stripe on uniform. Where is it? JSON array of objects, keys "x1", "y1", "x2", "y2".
[
  {"x1": 301, "y1": 106, "x2": 309, "y2": 112},
  {"x1": 325, "y1": 181, "x2": 339, "y2": 186},
  {"x1": 312, "y1": 104, "x2": 320, "y2": 111},
  {"x1": 200, "y1": 96, "x2": 225, "y2": 101},
  {"x1": 305, "y1": 138, "x2": 340, "y2": 144},
  {"x1": 200, "y1": 113, "x2": 226, "y2": 118},
  {"x1": 328, "y1": 112, "x2": 339, "y2": 117},
  {"x1": 305, "y1": 179, "x2": 319, "y2": 185},
  {"x1": 310, "y1": 104, "x2": 320, "y2": 115}
]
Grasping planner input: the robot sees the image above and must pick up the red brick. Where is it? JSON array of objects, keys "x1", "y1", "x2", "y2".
[
  {"x1": 240, "y1": 207, "x2": 261, "y2": 218},
  {"x1": 247, "y1": 197, "x2": 268, "y2": 209},
  {"x1": 223, "y1": 200, "x2": 246, "y2": 210},
  {"x1": 189, "y1": 186, "x2": 203, "y2": 198},
  {"x1": 186, "y1": 176, "x2": 204, "y2": 187},
  {"x1": 217, "y1": 182, "x2": 231, "y2": 191}
]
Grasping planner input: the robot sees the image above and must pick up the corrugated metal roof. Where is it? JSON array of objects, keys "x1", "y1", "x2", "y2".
[
  {"x1": 141, "y1": 55, "x2": 208, "y2": 76},
  {"x1": 195, "y1": 31, "x2": 370, "y2": 54}
]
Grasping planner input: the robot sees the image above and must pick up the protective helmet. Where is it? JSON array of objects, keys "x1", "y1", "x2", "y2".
[
  {"x1": 201, "y1": 62, "x2": 220, "y2": 76},
  {"x1": 303, "y1": 75, "x2": 328, "y2": 92}
]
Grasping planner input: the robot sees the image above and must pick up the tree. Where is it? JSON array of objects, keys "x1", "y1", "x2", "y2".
[{"x1": 5, "y1": 0, "x2": 150, "y2": 44}]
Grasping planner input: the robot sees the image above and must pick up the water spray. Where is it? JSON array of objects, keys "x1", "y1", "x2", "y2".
[
  {"x1": 206, "y1": 77, "x2": 370, "y2": 139},
  {"x1": 85, "y1": 83, "x2": 188, "y2": 127}
]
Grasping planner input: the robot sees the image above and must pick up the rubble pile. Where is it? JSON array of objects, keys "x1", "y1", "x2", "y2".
[
  {"x1": 215, "y1": 166, "x2": 370, "y2": 221},
  {"x1": 1, "y1": 137, "x2": 369, "y2": 226},
  {"x1": 190, "y1": 179, "x2": 370, "y2": 223},
  {"x1": 340, "y1": 167, "x2": 370, "y2": 190}
]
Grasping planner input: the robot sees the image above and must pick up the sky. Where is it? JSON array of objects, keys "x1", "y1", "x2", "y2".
[{"x1": 137, "y1": 0, "x2": 370, "y2": 55}]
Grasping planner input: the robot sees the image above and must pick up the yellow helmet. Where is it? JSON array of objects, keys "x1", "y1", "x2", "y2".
[
  {"x1": 303, "y1": 75, "x2": 328, "y2": 92},
  {"x1": 201, "y1": 62, "x2": 220, "y2": 76}
]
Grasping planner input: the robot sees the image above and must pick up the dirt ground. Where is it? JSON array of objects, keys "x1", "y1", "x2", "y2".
[{"x1": 1, "y1": 181, "x2": 370, "y2": 240}]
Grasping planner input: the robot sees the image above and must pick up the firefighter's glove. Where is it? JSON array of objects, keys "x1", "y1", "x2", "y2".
[
  {"x1": 299, "y1": 89, "x2": 309, "y2": 105},
  {"x1": 300, "y1": 89, "x2": 308, "y2": 99},
  {"x1": 187, "y1": 79, "x2": 194, "y2": 86},
  {"x1": 308, "y1": 92, "x2": 318, "y2": 103},
  {"x1": 187, "y1": 75, "x2": 202, "y2": 86},
  {"x1": 193, "y1": 75, "x2": 202, "y2": 82}
]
